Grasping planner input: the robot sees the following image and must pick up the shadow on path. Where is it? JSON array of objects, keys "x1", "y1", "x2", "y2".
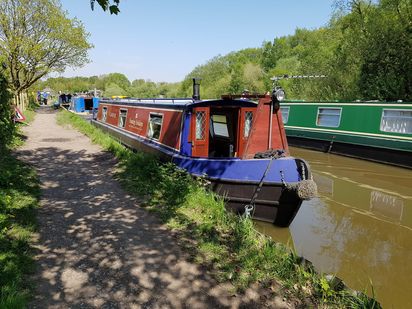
[{"x1": 16, "y1": 111, "x2": 268, "y2": 309}]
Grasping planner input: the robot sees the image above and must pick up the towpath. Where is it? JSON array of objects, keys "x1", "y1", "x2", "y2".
[{"x1": 16, "y1": 108, "x2": 291, "y2": 309}]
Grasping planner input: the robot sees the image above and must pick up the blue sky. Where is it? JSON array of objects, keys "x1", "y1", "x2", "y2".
[{"x1": 61, "y1": 0, "x2": 336, "y2": 82}]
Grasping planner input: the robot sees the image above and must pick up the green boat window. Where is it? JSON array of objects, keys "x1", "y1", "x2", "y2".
[
  {"x1": 102, "y1": 107, "x2": 107, "y2": 122},
  {"x1": 380, "y1": 109, "x2": 412, "y2": 134},
  {"x1": 148, "y1": 113, "x2": 163, "y2": 140},
  {"x1": 118, "y1": 109, "x2": 127, "y2": 128},
  {"x1": 316, "y1": 108, "x2": 341, "y2": 127},
  {"x1": 280, "y1": 107, "x2": 290, "y2": 124}
]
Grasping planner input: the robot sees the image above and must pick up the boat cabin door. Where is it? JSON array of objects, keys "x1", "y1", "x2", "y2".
[{"x1": 191, "y1": 107, "x2": 210, "y2": 157}]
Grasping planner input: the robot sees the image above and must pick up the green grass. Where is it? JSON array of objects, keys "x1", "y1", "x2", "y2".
[
  {"x1": 0, "y1": 147, "x2": 40, "y2": 308},
  {"x1": 0, "y1": 104, "x2": 40, "y2": 308},
  {"x1": 57, "y1": 110, "x2": 381, "y2": 308}
]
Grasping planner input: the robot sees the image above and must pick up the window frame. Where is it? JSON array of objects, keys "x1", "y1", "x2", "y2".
[
  {"x1": 118, "y1": 108, "x2": 128, "y2": 128},
  {"x1": 147, "y1": 112, "x2": 164, "y2": 141},
  {"x1": 195, "y1": 111, "x2": 206, "y2": 140},
  {"x1": 211, "y1": 114, "x2": 229, "y2": 138},
  {"x1": 380, "y1": 108, "x2": 412, "y2": 134},
  {"x1": 243, "y1": 111, "x2": 253, "y2": 137},
  {"x1": 280, "y1": 106, "x2": 290, "y2": 124},
  {"x1": 316, "y1": 107, "x2": 342, "y2": 128},
  {"x1": 102, "y1": 106, "x2": 108, "y2": 122}
]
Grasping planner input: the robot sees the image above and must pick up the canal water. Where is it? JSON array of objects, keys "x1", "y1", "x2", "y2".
[{"x1": 255, "y1": 147, "x2": 412, "y2": 309}]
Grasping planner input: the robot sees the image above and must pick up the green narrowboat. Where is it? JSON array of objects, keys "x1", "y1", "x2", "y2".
[{"x1": 280, "y1": 101, "x2": 412, "y2": 168}]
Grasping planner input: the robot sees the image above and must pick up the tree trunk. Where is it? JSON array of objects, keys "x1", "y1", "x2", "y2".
[{"x1": 13, "y1": 91, "x2": 28, "y2": 111}]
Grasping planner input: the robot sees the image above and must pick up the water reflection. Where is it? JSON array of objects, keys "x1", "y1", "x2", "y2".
[{"x1": 255, "y1": 147, "x2": 412, "y2": 309}]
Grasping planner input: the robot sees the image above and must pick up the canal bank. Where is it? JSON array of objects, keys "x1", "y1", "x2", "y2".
[{"x1": 256, "y1": 147, "x2": 412, "y2": 309}]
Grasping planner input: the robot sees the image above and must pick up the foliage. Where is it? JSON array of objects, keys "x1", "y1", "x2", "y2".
[
  {"x1": 0, "y1": 71, "x2": 14, "y2": 149},
  {"x1": 57, "y1": 110, "x2": 381, "y2": 308},
  {"x1": 36, "y1": 74, "x2": 182, "y2": 99},
  {"x1": 91, "y1": 0, "x2": 120, "y2": 14},
  {"x1": 357, "y1": 0, "x2": 412, "y2": 100},
  {"x1": 0, "y1": 0, "x2": 92, "y2": 97},
  {"x1": 0, "y1": 134, "x2": 40, "y2": 308},
  {"x1": 104, "y1": 82, "x2": 126, "y2": 97},
  {"x1": 101, "y1": 73, "x2": 130, "y2": 91}
]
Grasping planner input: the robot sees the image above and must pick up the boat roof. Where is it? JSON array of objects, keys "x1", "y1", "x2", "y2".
[{"x1": 99, "y1": 97, "x2": 259, "y2": 109}]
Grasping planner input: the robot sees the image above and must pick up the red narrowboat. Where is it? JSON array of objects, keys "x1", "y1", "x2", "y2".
[{"x1": 92, "y1": 79, "x2": 316, "y2": 227}]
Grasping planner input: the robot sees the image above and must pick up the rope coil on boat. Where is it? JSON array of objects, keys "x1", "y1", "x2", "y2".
[
  {"x1": 281, "y1": 162, "x2": 317, "y2": 200},
  {"x1": 254, "y1": 149, "x2": 286, "y2": 159}
]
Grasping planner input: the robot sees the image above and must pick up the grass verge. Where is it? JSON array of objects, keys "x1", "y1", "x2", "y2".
[
  {"x1": 57, "y1": 110, "x2": 381, "y2": 308},
  {"x1": 0, "y1": 126, "x2": 40, "y2": 308}
]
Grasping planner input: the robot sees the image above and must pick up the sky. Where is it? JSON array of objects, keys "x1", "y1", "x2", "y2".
[{"x1": 60, "y1": 0, "x2": 336, "y2": 83}]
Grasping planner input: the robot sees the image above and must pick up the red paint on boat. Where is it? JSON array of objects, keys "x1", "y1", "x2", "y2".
[
  {"x1": 97, "y1": 103, "x2": 183, "y2": 150},
  {"x1": 242, "y1": 96, "x2": 289, "y2": 158}
]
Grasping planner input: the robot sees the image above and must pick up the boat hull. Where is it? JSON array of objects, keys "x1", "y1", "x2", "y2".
[
  {"x1": 286, "y1": 135, "x2": 412, "y2": 169},
  {"x1": 92, "y1": 120, "x2": 308, "y2": 226},
  {"x1": 281, "y1": 101, "x2": 412, "y2": 169},
  {"x1": 210, "y1": 178, "x2": 303, "y2": 227}
]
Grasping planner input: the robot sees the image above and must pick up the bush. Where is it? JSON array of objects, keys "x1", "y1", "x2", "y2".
[{"x1": 0, "y1": 72, "x2": 14, "y2": 149}]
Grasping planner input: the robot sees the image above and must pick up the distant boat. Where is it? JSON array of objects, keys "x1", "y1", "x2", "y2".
[
  {"x1": 279, "y1": 100, "x2": 412, "y2": 168},
  {"x1": 68, "y1": 95, "x2": 100, "y2": 113},
  {"x1": 92, "y1": 79, "x2": 316, "y2": 227}
]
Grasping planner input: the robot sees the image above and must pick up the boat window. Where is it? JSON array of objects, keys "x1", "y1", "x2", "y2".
[
  {"x1": 380, "y1": 109, "x2": 412, "y2": 134},
  {"x1": 244, "y1": 111, "x2": 253, "y2": 137},
  {"x1": 102, "y1": 107, "x2": 107, "y2": 122},
  {"x1": 212, "y1": 115, "x2": 229, "y2": 137},
  {"x1": 195, "y1": 111, "x2": 206, "y2": 140},
  {"x1": 316, "y1": 108, "x2": 341, "y2": 127},
  {"x1": 280, "y1": 107, "x2": 290, "y2": 124},
  {"x1": 119, "y1": 109, "x2": 127, "y2": 128},
  {"x1": 148, "y1": 113, "x2": 163, "y2": 140}
]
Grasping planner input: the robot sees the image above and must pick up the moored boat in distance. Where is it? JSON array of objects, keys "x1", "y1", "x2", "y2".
[
  {"x1": 92, "y1": 79, "x2": 317, "y2": 227},
  {"x1": 280, "y1": 100, "x2": 412, "y2": 168}
]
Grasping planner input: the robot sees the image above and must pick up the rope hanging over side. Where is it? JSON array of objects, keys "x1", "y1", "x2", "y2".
[{"x1": 243, "y1": 154, "x2": 278, "y2": 218}]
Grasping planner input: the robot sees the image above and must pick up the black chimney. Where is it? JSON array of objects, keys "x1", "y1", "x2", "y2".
[{"x1": 192, "y1": 78, "x2": 201, "y2": 100}]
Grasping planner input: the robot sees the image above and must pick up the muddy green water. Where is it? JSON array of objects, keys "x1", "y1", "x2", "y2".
[{"x1": 255, "y1": 147, "x2": 412, "y2": 309}]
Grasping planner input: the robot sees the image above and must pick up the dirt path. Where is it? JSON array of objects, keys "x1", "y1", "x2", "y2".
[{"x1": 16, "y1": 108, "x2": 289, "y2": 309}]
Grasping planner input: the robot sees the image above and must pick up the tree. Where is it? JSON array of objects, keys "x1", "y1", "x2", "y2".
[
  {"x1": 90, "y1": 0, "x2": 120, "y2": 14},
  {"x1": 0, "y1": 0, "x2": 92, "y2": 107},
  {"x1": 104, "y1": 82, "x2": 126, "y2": 97},
  {"x1": 102, "y1": 73, "x2": 130, "y2": 91},
  {"x1": 358, "y1": 0, "x2": 412, "y2": 100}
]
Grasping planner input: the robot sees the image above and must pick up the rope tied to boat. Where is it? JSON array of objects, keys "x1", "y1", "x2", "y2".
[
  {"x1": 244, "y1": 204, "x2": 255, "y2": 218},
  {"x1": 243, "y1": 154, "x2": 278, "y2": 218}
]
